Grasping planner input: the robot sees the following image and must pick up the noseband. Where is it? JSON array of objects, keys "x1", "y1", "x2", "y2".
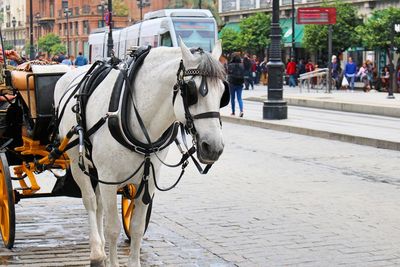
[{"x1": 173, "y1": 60, "x2": 223, "y2": 138}]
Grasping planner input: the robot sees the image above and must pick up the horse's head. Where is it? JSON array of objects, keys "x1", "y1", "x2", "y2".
[{"x1": 174, "y1": 40, "x2": 229, "y2": 164}]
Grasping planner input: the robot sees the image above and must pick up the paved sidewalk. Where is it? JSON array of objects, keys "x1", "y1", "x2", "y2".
[
  {"x1": 244, "y1": 85, "x2": 400, "y2": 117},
  {"x1": 222, "y1": 85, "x2": 400, "y2": 151}
]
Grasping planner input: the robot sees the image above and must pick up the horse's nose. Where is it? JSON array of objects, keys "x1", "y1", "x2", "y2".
[{"x1": 200, "y1": 139, "x2": 223, "y2": 161}]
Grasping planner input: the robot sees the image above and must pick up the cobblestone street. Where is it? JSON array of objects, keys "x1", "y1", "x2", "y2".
[{"x1": 1, "y1": 122, "x2": 400, "y2": 266}]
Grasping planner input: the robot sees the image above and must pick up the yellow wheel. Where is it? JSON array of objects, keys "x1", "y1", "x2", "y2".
[
  {"x1": 121, "y1": 184, "x2": 136, "y2": 240},
  {"x1": 121, "y1": 184, "x2": 152, "y2": 240},
  {"x1": 0, "y1": 153, "x2": 15, "y2": 249}
]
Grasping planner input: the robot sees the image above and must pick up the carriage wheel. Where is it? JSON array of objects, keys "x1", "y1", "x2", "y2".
[
  {"x1": 0, "y1": 152, "x2": 15, "y2": 249},
  {"x1": 121, "y1": 184, "x2": 152, "y2": 240}
]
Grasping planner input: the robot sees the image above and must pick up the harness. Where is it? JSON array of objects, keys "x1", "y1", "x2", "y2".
[{"x1": 55, "y1": 46, "x2": 229, "y2": 205}]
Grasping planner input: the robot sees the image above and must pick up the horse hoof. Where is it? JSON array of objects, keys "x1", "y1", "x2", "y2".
[{"x1": 90, "y1": 259, "x2": 106, "y2": 267}]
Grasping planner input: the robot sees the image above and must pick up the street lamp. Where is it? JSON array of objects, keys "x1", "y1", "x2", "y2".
[
  {"x1": 137, "y1": 0, "x2": 150, "y2": 21},
  {"x1": 107, "y1": 0, "x2": 113, "y2": 57},
  {"x1": 35, "y1": 13, "x2": 41, "y2": 54},
  {"x1": 291, "y1": 0, "x2": 295, "y2": 59},
  {"x1": 263, "y1": 0, "x2": 287, "y2": 120},
  {"x1": 29, "y1": 0, "x2": 35, "y2": 60},
  {"x1": 12, "y1": 17, "x2": 16, "y2": 48},
  {"x1": 98, "y1": 0, "x2": 108, "y2": 27},
  {"x1": 64, "y1": 7, "x2": 71, "y2": 56}
]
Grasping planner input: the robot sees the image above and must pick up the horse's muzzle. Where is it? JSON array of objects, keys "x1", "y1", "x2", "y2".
[{"x1": 197, "y1": 138, "x2": 224, "y2": 164}]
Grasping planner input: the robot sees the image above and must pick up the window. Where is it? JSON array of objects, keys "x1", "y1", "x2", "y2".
[
  {"x1": 160, "y1": 32, "x2": 172, "y2": 47},
  {"x1": 50, "y1": 0, "x2": 54, "y2": 17},
  {"x1": 83, "y1": 5, "x2": 90, "y2": 14},
  {"x1": 58, "y1": 23, "x2": 62, "y2": 35},
  {"x1": 83, "y1": 21, "x2": 89, "y2": 34},
  {"x1": 75, "y1": 7, "x2": 79, "y2": 16},
  {"x1": 98, "y1": 20, "x2": 103, "y2": 28},
  {"x1": 75, "y1": 22, "x2": 79, "y2": 35}
]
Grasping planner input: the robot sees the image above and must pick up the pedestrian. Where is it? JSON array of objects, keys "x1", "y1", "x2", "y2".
[
  {"x1": 357, "y1": 62, "x2": 370, "y2": 92},
  {"x1": 260, "y1": 57, "x2": 268, "y2": 86},
  {"x1": 381, "y1": 66, "x2": 390, "y2": 92},
  {"x1": 61, "y1": 55, "x2": 73, "y2": 66},
  {"x1": 305, "y1": 59, "x2": 315, "y2": 88},
  {"x1": 396, "y1": 65, "x2": 400, "y2": 93},
  {"x1": 242, "y1": 54, "x2": 254, "y2": 90},
  {"x1": 366, "y1": 59, "x2": 374, "y2": 89},
  {"x1": 286, "y1": 57, "x2": 297, "y2": 87},
  {"x1": 75, "y1": 52, "x2": 88, "y2": 66},
  {"x1": 330, "y1": 56, "x2": 340, "y2": 90},
  {"x1": 252, "y1": 55, "x2": 259, "y2": 85},
  {"x1": 227, "y1": 54, "x2": 245, "y2": 117},
  {"x1": 57, "y1": 51, "x2": 66, "y2": 63},
  {"x1": 344, "y1": 56, "x2": 357, "y2": 92}
]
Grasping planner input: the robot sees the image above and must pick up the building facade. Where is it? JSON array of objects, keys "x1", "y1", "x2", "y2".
[
  {"x1": 1, "y1": 0, "x2": 26, "y2": 53},
  {"x1": 219, "y1": 0, "x2": 400, "y2": 67}
]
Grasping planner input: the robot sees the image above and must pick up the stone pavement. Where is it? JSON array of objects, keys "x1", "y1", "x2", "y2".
[
  {"x1": 1, "y1": 122, "x2": 400, "y2": 266},
  {"x1": 222, "y1": 85, "x2": 400, "y2": 151}
]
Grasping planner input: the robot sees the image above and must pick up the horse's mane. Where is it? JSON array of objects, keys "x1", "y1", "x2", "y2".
[{"x1": 194, "y1": 50, "x2": 226, "y2": 81}]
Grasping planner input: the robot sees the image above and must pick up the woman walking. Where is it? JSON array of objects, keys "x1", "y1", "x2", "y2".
[{"x1": 227, "y1": 55, "x2": 245, "y2": 117}]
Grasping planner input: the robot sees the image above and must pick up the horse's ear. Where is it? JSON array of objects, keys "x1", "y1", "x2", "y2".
[
  {"x1": 179, "y1": 37, "x2": 194, "y2": 62},
  {"x1": 211, "y1": 40, "x2": 222, "y2": 61}
]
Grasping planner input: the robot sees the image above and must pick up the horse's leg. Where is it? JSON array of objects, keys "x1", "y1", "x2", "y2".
[
  {"x1": 99, "y1": 184, "x2": 120, "y2": 267},
  {"x1": 95, "y1": 186, "x2": 106, "y2": 255},
  {"x1": 70, "y1": 163, "x2": 106, "y2": 266},
  {"x1": 128, "y1": 158, "x2": 162, "y2": 267}
]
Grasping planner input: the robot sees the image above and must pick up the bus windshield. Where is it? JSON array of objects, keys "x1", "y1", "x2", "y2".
[{"x1": 172, "y1": 18, "x2": 216, "y2": 52}]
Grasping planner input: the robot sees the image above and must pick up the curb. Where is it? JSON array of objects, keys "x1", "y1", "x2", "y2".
[
  {"x1": 245, "y1": 96, "x2": 400, "y2": 118},
  {"x1": 221, "y1": 115, "x2": 400, "y2": 152}
]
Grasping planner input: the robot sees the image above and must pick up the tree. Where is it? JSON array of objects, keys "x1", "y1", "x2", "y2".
[
  {"x1": 303, "y1": 0, "x2": 362, "y2": 55},
  {"x1": 38, "y1": 33, "x2": 62, "y2": 55},
  {"x1": 238, "y1": 13, "x2": 271, "y2": 56},
  {"x1": 219, "y1": 27, "x2": 241, "y2": 54},
  {"x1": 113, "y1": 0, "x2": 128, "y2": 16},
  {"x1": 356, "y1": 7, "x2": 400, "y2": 60},
  {"x1": 50, "y1": 43, "x2": 67, "y2": 55},
  {"x1": 166, "y1": 0, "x2": 223, "y2": 26}
]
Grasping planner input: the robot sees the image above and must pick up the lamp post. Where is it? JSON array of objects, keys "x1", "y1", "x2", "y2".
[
  {"x1": 12, "y1": 17, "x2": 16, "y2": 48},
  {"x1": 263, "y1": 0, "x2": 287, "y2": 120},
  {"x1": 29, "y1": 0, "x2": 35, "y2": 60},
  {"x1": 199, "y1": 0, "x2": 202, "y2": 9},
  {"x1": 98, "y1": 0, "x2": 108, "y2": 27},
  {"x1": 35, "y1": 13, "x2": 41, "y2": 54},
  {"x1": 291, "y1": 0, "x2": 295, "y2": 59},
  {"x1": 388, "y1": 22, "x2": 399, "y2": 99},
  {"x1": 64, "y1": 7, "x2": 71, "y2": 56},
  {"x1": 137, "y1": 0, "x2": 150, "y2": 21},
  {"x1": 107, "y1": 0, "x2": 113, "y2": 57}
]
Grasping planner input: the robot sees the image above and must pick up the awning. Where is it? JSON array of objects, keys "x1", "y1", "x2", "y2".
[
  {"x1": 219, "y1": 20, "x2": 304, "y2": 47},
  {"x1": 218, "y1": 22, "x2": 240, "y2": 38},
  {"x1": 280, "y1": 18, "x2": 304, "y2": 48}
]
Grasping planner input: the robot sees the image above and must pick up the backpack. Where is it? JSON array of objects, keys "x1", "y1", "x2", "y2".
[{"x1": 228, "y1": 63, "x2": 245, "y2": 85}]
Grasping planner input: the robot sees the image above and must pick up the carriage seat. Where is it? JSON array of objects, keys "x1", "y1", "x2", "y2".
[{"x1": 12, "y1": 64, "x2": 71, "y2": 144}]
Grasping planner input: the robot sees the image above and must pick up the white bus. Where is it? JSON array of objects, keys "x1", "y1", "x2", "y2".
[{"x1": 88, "y1": 9, "x2": 218, "y2": 62}]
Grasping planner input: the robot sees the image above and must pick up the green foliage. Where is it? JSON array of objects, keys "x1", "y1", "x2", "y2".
[
  {"x1": 3, "y1": 43, "x2": 13, "y2": 50},
  {"x1": 38, "y1": 33, "x2": 62, "y2": 54},
  {"x1": 356, "y1": 7, "x2": 400, "y2": 54},
  {"x1": 303, "y1": 0, "x2": 362, "y2": 54},
  {"x1": 50, "y1": 43, "x2": 66, "y2": 55},
  {"x1": 239, "y1": 13, "x2": 271, "y2": 55},
  {"x1": 219, "y1": 27, "x2": 242, "y2": 54},
  {"x1": 113, "y1": 0, "x2": 128, "y2": 16}
]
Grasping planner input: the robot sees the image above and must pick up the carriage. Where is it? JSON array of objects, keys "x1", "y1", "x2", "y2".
[{"x1": 0, "y1": 64, "x2": 136, "y2": 249}]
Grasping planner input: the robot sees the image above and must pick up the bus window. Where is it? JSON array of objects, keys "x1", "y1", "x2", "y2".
[
  {"x1": 160, "y1": 32, "x2": 172, "y2": 47},
  {"x1": 172, "y1": 19, "x2": 216, "y2": 52}
]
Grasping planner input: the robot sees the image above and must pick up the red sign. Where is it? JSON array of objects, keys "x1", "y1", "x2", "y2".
[{"x1": 297, "y1": 7, "x2": 337, "y2": 25}]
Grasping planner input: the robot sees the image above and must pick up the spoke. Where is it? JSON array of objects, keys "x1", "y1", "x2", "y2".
[{"x1": 124, "y1": 200, "x2": 134, "y2": 221}]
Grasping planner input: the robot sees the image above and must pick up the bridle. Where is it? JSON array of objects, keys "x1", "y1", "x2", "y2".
[{"x1": 173, "y1": 59, "x2": 229, "y2": 140}]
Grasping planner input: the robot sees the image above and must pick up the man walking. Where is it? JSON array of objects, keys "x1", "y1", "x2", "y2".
[
  {"x1": 286, "y1": 58, "x2": 297, "y2": 87},
  {"x1": 75, "y1": 52, "x2": 88, "y2": 66},
  {"x1": 345, "y1": 57, "x2": 357, "y2": 92}
]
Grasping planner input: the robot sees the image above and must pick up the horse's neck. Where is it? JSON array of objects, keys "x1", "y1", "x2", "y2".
[{"x1": 127, "y1": 49, "x2": 180, "y2": 143}]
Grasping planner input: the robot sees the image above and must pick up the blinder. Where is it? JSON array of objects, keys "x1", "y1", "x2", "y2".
[{"x1": 182, "y1": 78, "x2": 230, "y2": 108}]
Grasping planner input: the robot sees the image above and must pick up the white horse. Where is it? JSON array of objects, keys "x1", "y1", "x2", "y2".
[{"x1": 54, "y1": 40, "x2": 227, "y2": 267}]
